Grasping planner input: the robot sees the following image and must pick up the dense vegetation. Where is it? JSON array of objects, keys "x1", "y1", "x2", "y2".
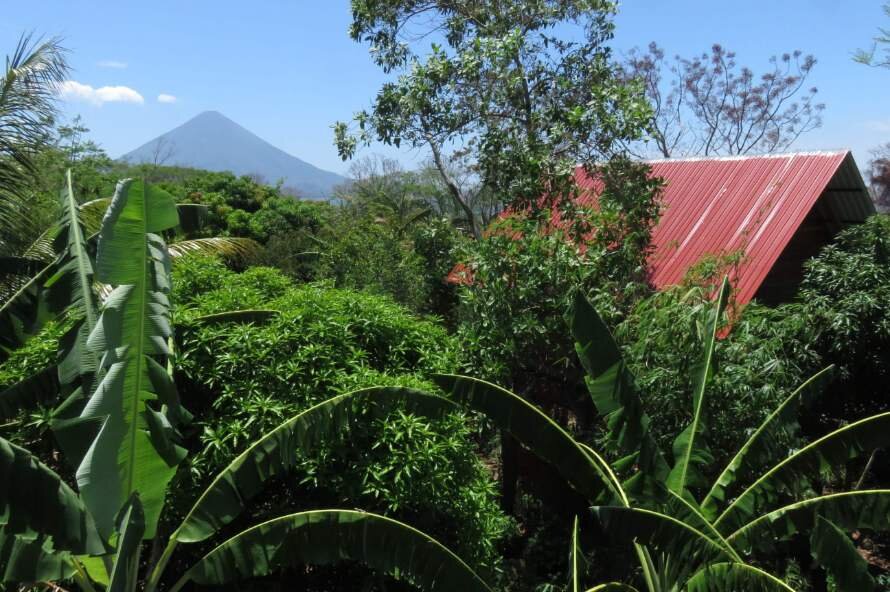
[{"x1": 4, "y1": 2, "x2": 890, "y2": 591}]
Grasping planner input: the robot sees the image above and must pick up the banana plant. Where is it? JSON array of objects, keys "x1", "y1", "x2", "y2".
[
  {"x1": 567, "y1": 281, "x2": 889, "y2": 591},
  {"x1": 0, "y1": 174, "x2": 261, "y2": 361},
  {"x1": 0, "y1": 387, "x2": 496, "y2": 591},
  {"x1": 0, "y1": 175, "x2": 497, "y2": 591}
]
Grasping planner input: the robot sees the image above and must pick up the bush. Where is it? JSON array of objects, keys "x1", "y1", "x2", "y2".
[
  {"x1": 171, "y1": 260, "x2": 509, "y2": 575},
  {"x1": 0, "y1": 320, "x2": 69, "y2": 461},
  {"x1": 614, "y1": 214, "x2": 890, "y2": 473},
  {"x1": 614, "y1": 287, "x2": 814, "y2": 467}
]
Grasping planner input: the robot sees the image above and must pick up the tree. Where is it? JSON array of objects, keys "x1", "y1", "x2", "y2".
[
  {"x1": 622, "y1": 43, "x2": 824, "y2": 158},
  {"x1": 335, "y1": 0, "x2": 653, "y2": 238},
  {"x1": 868, "y1": 143, "x2": 890, "y2": 211},
  {"x1": 855, "y1": 2, "x2": 890, "y2": 68},
  {"x1": 342, "y1": 155, "x2": 433, "y2": 233},
  {"x1": 0, "y1": 34, "x2": 68, "y2": 257}
]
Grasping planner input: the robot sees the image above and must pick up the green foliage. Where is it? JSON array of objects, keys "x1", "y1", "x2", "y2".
[
  {"x1": 614, "y1": 214, "x2": 890, "y2": 477},
  {"x1": 316, "y1": 213, "x2": 431, "y2": 310},
  {"x1": 407, "y1": 217, "x2": 466, "y2": 321},
  {"x1": 171, "y1": 261, "x2": 507, "y2": 573},
  {"x1": 571, "y1": 288, "x2": 890, "y2": 591},
  {"x1": 0, "y1": 173, "x2": 499, "y2": 592},
  {"x1": 338, "y1": 0, "x2": 653, "y2": 234},
  {"x1": 146, "y1": 166, "x2": 332, "y2": 242},
  {"x1": 172, "y1": 510, "x2": 494, "y2": 592},
  {"x1": 0, "y1": 35, "x2": 69, "y2": 258}
]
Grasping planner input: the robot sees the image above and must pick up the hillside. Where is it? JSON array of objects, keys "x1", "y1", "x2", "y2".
[{"x1": 120, "y1": 111, "x2": 347, "y2": 198}]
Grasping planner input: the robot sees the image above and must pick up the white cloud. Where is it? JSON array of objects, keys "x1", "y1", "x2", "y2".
[
  {"x1": 157, "y1": 93, "x2": 177, "y2": 104},
  {"x1": 58, "y1": 80, "x2": 144, "y2": 106},
  {"x1": 97, "y1": 60, "x2": 127, "y2": 69}
]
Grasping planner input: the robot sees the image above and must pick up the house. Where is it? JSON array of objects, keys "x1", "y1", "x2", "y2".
[{"x1": 572, "y1": 151, "x2": 875, "y2": 305}]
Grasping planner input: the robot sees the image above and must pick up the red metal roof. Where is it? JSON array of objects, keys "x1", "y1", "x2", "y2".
[{"x1": 574, "y1": 151, "x2": 871, "y2": 305}]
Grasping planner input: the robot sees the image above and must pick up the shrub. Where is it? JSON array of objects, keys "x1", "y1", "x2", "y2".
[
  {"x1": 614, "y1": 287, "x2": 814, "y2": 467},
  {"x1": 171, "y1": 262, "x2": 509, "y2": 574},
  {"x1": 615, "y1": 214, "x2": 890, "y2": 473}
]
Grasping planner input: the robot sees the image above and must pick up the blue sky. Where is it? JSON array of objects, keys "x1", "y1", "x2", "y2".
[{"x1": 3, "y1": 1, "x2": 889, "y2": 175}]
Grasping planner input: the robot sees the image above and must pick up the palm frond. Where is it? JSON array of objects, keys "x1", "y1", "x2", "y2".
[
  {"x1": 168, "y1": 237, "x2": 262, "y2": 263},
  {"x1": 0, "y1": 34, "x2": 69, "y2": 254}
]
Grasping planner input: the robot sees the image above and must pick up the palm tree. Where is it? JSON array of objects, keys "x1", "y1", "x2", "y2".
[{"x1": 0, "y1": 34, "x2": 68, "y2": 256}]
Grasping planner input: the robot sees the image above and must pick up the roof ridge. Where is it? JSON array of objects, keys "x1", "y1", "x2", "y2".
[{"x1": 640, "y1": 150, "x2": 849, "y2": 164}]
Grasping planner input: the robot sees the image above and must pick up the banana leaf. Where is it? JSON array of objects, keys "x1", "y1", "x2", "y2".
[
  {"x1": 715, "y1": 412, "x2": 890, "y2": 534},
  {"x1": 565, "y1": 292, "x2": 669, "y2": 496},
  {"x1": 728, "y1": 490, "x2": 890, "y2": 550},
  {"x1": 666, "y1": 278, "x2": 728, "y2": 493},
  {"x1": 0, "y1": 437, "x2": 103, "y2": 555},
  {"x1": 433, "y1": 374, "x2": 619, "y2": 502},
  {"x1": 0, "y1": 533, "x2": 74, "y2": 584},
  {"x1": 0, "y1": 262, "x2": 52, "y2": 360},
  {"x1": 570, "y1": 516, "x2": 588, "y2": 592},
  {"x1": 684, "y1": 562, "x2": 795, "y2": 591},
  {"x1": 171, "y1": 510, "x2": 492, "y2": 592},
  {"x1": 108, "y1": 494, "x2": 145, "y2": 592},
  {"x1": 809, "y1": 515, "x2": 878, "y2": 592},
  {"x1": 591, "y1": 506, "x2": 730, "y2": 581},
  {"x1": 70, "y1": 179, "x2": 187, "y2": 539},
  {"x1": 700, "y1": 366, "x2": 833, "y2": 519}
]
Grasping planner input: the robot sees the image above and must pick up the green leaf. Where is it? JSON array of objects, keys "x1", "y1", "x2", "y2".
[
  {"x1": 45, "y1": 170, "x2": 101, "y2": 405},
  {"x1": 108, "y1": 494, "x2": 145, "y2": 592},
  {"x1": 810, "y1": 515, "x2": 878, "y2": 592},
  {"x1": 585, "y1": 585, "x2": 641, "y2": 592},
  {"x1": 662, "y1": 489, "x2": 741, "y2": 563},
  {"x1": 175, "y1": 387, "x2": 458, "y2": 544},
  {"x1": 666, "y1": 278, "x2": 728, "y2": 493},
  {"x1": 188, "y1": 309, "x2": 279, "y2": 326},
  {"x1": 45, "y1": 170, "x2": 98, "y2": 330},
  {"x1": 433, "y1": 374, "x2": 619, "y2": 502},
  {"x1": 571, "y1": 515, "x2": 585, "y2": 592},
  {"x1": 0, "y1": 263, "x2": 53, "y2": 360},
  {"x1": 591, "y1": 506, "x2": 730, "y2": 581},
  {"x1": 715, "y1": 412, "x2": 890, "y2": 534},
  {"x1": 0, "y1": 366, "x2": 58, "y2": 421},
  {"x1": 701, "y1": 366, "x2": 834, "y2": 520},
  {"x1": 72, "y1": 179, "x2": 187, "y2": 539},
  {"x1": 684, "y1": 562, "x2": 795, "y2": 591},
  {"x1": 0, "y1": 532, "x2": 74, "y2": 584},
  {"x1": 171, "y1": 510, "x2": 492, "y2": 592},
  {"x1": 0, "y1": 437, "x2": 104, "y2": 555},
  {"x1": 565, "y1": 292, "x2": 669, "y2": 495},
  {"x1": 76, "y1": 554, "x2": 110, "y2": 587},
  {"x1": 728, "y1": 490, "x2": 890, "y2": 550}
]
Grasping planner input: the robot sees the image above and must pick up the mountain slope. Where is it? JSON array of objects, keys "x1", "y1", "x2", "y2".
[{"x1": 120, "y1": 111, "x2": 347, "y2": 198}]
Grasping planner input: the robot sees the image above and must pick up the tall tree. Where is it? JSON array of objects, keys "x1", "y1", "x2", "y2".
[
  {"x1": 622, "y1": 43, "x2": 824, "y2": 158},
  {"x1": 856, "y1": 2, "x2": 890, "y2": 68},
  {"x1": 0, "y1": 34, "x2": 68, "y2": 255},
  {"x1": 334, "y1": 0, "x2": 653, "y2": 238}
]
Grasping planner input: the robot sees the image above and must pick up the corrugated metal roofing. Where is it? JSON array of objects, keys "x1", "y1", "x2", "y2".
[{"x1": 574, "y1": 151, "x2": 874, "y2": 305}]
